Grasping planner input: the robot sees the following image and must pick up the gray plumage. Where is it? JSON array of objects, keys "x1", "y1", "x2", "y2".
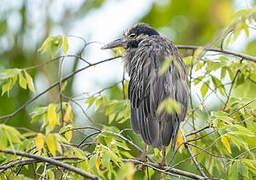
[{"x1": 102, "y1": 23, "x2": 189, "y2": 150}]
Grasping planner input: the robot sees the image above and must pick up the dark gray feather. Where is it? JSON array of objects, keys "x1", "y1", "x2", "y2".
[{"x1": 126, "y1": 35, "x2": 189, "y2": 149}]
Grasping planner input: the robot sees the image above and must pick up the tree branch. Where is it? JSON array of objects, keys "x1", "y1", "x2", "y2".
[
  {"x1": 0, "y1": 56, "x2": 121, "y2": 122},
  {"x1": 181, "y1": 130, "x2": 207, "y2": 177},
  {"x1": 121, "y1": 159, "x2": 206, "y2": 180},
  {"x1": 186, "y1": 126, "x2": 211, "y2": 137},
  {"x1": 177, "y1": 45, "x2": 256, "y2": 63},
  {"x1": 0, "y1": 149, "x2": 100, "y2": 180}
]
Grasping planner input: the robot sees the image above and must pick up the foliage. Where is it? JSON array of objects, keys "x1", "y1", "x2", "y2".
[{"x1": 1, "y1": 1, "x2": 256, "y2": 180}]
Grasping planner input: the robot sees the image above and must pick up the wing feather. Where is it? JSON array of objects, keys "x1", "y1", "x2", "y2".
[{"x1": 127, "y1": 36, "x2": 189, "y2": 149}]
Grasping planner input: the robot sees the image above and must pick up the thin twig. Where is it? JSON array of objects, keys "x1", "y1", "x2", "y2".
[
  {"x1": 228, "y1": 98, "x2": 256, "y2": 116},
  {"x1": 122, "y1": 67, "x2": 126, "y2": 99},
  {"x1": 42, "y1": 162, "x2": 48, "y2": 180},
  {"x1": 223, "y1": 69, "x2": 240, "y2": 110},
  {"x1": 186, "y1": 143, "x2": 230, "y2": 160},
  {"x1": 181, "y1": 130, "x2": 207, "y2": 177},
  {"x1": 0, "y1": 56, "x2": 121, "y2": 122},
  {"x1": 59, "y1": 57, "x2": 65, "y2": 126},
  {"x1": 72, "y1": 80, "x2": 123, "y2": 101},
  {"x1": 77, "y1": 132, "x2": 100, "y2": 148},
  {"x1": 186, "y1": 126, "x2": 211, "y2": 137},
  {"x1": 24, "y1": 54, "x2": 90, "y2": 71},
  {"x1": 226, "y1": 147, "x2": 256, "y2": 166},
  {"x1": 177, "y1": 45, "x2": 256, "y2": 63},
  {"x1": 121, "y1": 159, "x2": 205, "y2": 180}
]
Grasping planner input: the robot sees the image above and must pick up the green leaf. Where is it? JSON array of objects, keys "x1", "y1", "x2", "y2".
[
  {"x1": 242, "y1": 159, "x2": 256, "y2": 174},
  {"x1": 102, "y1": 151, "x2": 111, "y2": 170},
  {"x1": 116, "y1": 162, "x2": 134, "y2": 180},
  {"x1": 114, "y1": 140, "x2": 130, "y2": 151},
  {"x1": 183, "y1": 56, "x2": 192, "y2": 65},
  {"x1": 157, "y1": 98, "x2": 181, "y2": 115},
  {"x1": 38, "y1": 35, "x2": 63, "y2": 57},
  {"x1": 193, "y1": 47, "x2": 204, "y2": 60},
  {"x1": 46, "y1": 133, "x2": 57, "y2": 157},
  {"x1": 95, "y1": 96, "x2": 104, "y2": 108},
  {"x1": 38, "y1": 37, "x2": 53, "y2": 54},
  {"x1": 228, "y1": 161, "x2": 238, "y2": 180},
  {"x1": 48, "y1": 104, "x2": 57, "y2": 131},
  {"x1": 47, "y1": 170, "x2": 55, "y2": 180},
  {"x1": 227, "y1": 68, "x2": 234, "y2": 80},
  {"x1": 240, "y1": 162, "x2": 249, "y2": 179},
  {"x1": 159, "y1": 56, "x2": 173, "y2": 75},
  {"x1": 221, "y1": 67, "x2": 227, "y2": 79},
  {"x1": 211, "y1": 75, "x2": 225, "y2": 96},
  {"x1": 201, "y1": 81, "x2": 209, "y2": 98},
  {"x1": 85, "y1": 96, "x2": 96, "y2": 108},
  {"x1": 88, "y1": 154, "x2": 97, "y2": 173},
  {"x1": 0, "y1": 68, "x2": 20, "y2": 80},
  {"x1": 63, "y1": 36, "x2": 69, "y2": 54},
  {"x1": 24, "y1": 71, "x2": 35, "y2": 92},
  {"x1": 236, "y1": 74, "x2": 245, "y2": 87},
  {"x1": 1, "y1": 77, "x2": 17, "y2": 96},
  {"x1": 0, "y1": 124, "x2": 24, "y2": 149},
  {"x1": 18, "y1": 71, "x2": 27, "y2": 89},
  {"x1": 30, "y1": 106, "x2": 48, "y2": 123},
  {"x1": 108, "y1": 113, "x2": 115, "y2": 124}
]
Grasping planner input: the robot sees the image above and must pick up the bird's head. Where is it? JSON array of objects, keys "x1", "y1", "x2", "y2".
[{"x1": 101, "y1": 23, "x2": 159, "y2": 50}]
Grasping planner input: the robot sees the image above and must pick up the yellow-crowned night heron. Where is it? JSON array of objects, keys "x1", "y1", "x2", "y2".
[{"x1": 102, "y1": 23, "x2": 189, "y2": 166}]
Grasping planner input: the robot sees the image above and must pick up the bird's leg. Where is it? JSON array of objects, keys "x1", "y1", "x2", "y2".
[
  {"x1": 136, "y1": 144, "x2": 148, "y2": 162},
  {"x1": 160, "y1": 146, "x2": 167, "y2": 167}
]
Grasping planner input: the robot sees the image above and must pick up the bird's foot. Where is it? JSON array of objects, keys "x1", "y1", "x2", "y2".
[
  {"x1": 159, "y1": 161, "x2": 167, "y2": 168},
  {"x1": 158, "y1": 158, "x2": 167, "y2": 168},
  {"x1": 134, "y1": 154, "x2": 147, "y2": 162},
  {"x1": 132, "y1": 154, "x2": 147, "y2": 170}
]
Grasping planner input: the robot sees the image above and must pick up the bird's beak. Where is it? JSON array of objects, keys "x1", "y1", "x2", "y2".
[{"x1": 101, "y1": 37, "x2": 128, "y2": 49}]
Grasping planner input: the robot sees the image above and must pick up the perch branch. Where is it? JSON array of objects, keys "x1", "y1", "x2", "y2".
[
  {"x1": 0, "y1": 149, "x2": 100, "y2": 180},
  {"x1": 177, "y1": 45, "x2": 256, "y2": 63}
]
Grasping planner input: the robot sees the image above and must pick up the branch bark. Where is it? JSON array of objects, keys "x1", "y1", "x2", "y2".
[
  {"x1": 177, "y1": 45, "x2": 256, "y2": 63},
  {"x1": 121, "y1": 159, "x2": 206, "y2": 180},
  {"x1": 0, "y1": 149, "x2": 100, "y2": 180}
]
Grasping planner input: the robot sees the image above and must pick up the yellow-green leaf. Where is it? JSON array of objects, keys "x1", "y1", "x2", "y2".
[
  {"x1": 221, "y1": 136, "x2": 232, "y2": 154},
  {"x1": 159, "y1": 57, "x2": 173, "y2": 75},
  {"x1": 96, "y1": 155, "x2": 101, "y2": 175},
  {"x1": 176, "y1": 130, "x2": 184, "y2": 153},
  {"x1": 193, "y1": 47, "x2": 204, "y2": 60},
  {"x1": 38, "y1": 36, "x2": 63, "y2": 57},
  {"x1": 157, "y1": 98, "x2": 181, "y2": 115},
  {"x1": 2, "y1": 79, "x2": 12, "y2": 96},
  {"x1": 38, "y1": 37, "x2": 54, "y2": 54},
  {"x1": 201, "y1": 82, "x2": 208, "y2": 98},
  {"x1": 108, "y1": 113, "x2": 115, "y2": 124},
  {"x1": 18, "y1": 71, "x2": 27, "y2": 89},
  {"x1": 63, "y1": 36, "x2": 69, "y2": 54},
  {"x1": 46, "y1": 133, "x2": 57, "y2": 157},
  {"x1": 35, "y1": 133, "x2": 44, "y2": 154},
  {"x1": 85, "y1": 96, "x2": 96, "y2": 108},
  {"x1": 65, "y1": 130, "x2": 72, "y2": 143},
  {"x1": 112, "y1": 47, "x2": 125, "y2": 56},
  {"x1": 126, "y1": 163, "x2": 135, "y2": 180},
  {"x1": 24, "y1": 71, "x2": 35, "y2": 92},
  {"x1": 48, "y1": 104, "x2": 57, "y2": 130},
  {"x1": 64, "y1": 104, "x2": 72, "y2": 125}
]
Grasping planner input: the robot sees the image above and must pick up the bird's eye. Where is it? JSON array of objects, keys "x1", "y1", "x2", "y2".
[{"x1": 128, "y1": 33, "x2": 136, "y2": 38}]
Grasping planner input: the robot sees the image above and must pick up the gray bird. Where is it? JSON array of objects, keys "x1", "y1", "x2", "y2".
[{"x1": 102, "y1": 23, "x2": 189, "y2": 166}]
